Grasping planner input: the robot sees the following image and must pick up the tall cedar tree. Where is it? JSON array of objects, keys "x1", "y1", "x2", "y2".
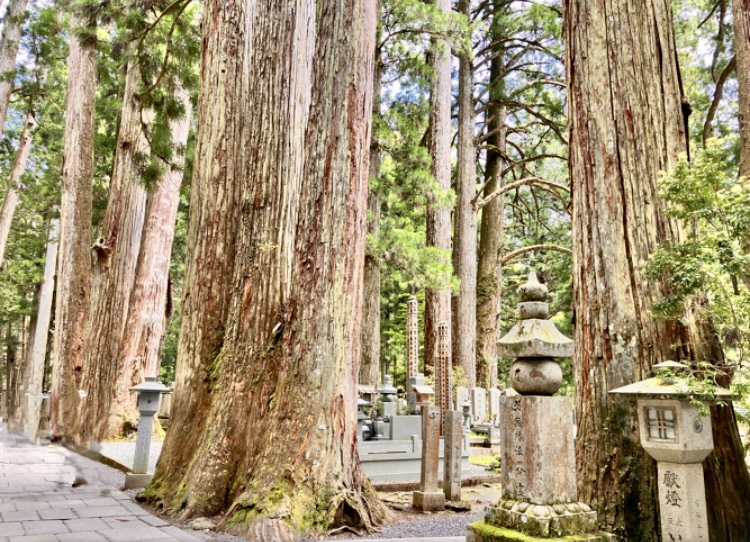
[
  {"x1": 565, "y1": 0, "x2": 750, "y2": 539},
  {"x1": 49, "y1": 10, "x2": 95, "y2": 436},
  {"x1": 452, "y1": 0, "x2": 477, "y2": 389},
  {"x1": 424, "y1": 0, "x2": 453, "y2": 383},
  {"x1": 0, "y1": 0, "x2": 29, "y2": 139},
  {"x1": 144, "y1": 2, "x2": 384, "y2": 540}
]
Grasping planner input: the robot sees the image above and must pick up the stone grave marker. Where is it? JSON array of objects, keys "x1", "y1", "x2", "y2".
[
  {"x1": 443, "y1": 410, "x2": 462, "y2": 501},
  {"x1": 412, "y1": 405, "x2": 445, "y2": 512},
  {"x1": 488, "y1": 388, "x2": 501, "y2": 426},
  {"x1": 471, "y1": 387, "x2": 487, "y2": 424},
  {"x1": 455, "y1": 386, "x2": 470, "y2": 412}
]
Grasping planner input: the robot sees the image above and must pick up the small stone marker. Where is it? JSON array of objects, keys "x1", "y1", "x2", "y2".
[
  {"x1": 435, "y1": 322, "x2": 452, "y2": 430},
  {"x1": 455, "y1": 386, "x2": 469, "y2": 413},
  {"x1": 471, "y1": 387, "x2": 487, "y2": 424},
  {"x1": 125, "y1": 376, "x2": 170, "y2": 489},
  {"x1": 413, "y1": 405, "x2": 445, "y2": 512},
  {"x1": 488, "y1": 388, "x2": 501, "y2": 425},
  {"x1": 443, "y1": 410, "x2": 463, "y2": 501}
]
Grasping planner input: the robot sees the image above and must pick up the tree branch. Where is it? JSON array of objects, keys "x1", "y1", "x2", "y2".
[{"x1": 501, "y1": 244, "x2": 572, "y2": 266}]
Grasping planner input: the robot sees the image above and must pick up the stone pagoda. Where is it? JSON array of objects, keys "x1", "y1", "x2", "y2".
[{"x1": 468, "y1": 272, "x2": 611, "y2": 541}]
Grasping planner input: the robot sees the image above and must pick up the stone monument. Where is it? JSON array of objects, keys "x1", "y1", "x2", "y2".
[
  {"x1": 468, "y1": 272, "x2": 610, "y2": 541},
  {"x1": 471, "y1": 387, "x2": 487, "y2": 424},
  {"x1": 413, "y1": 405, "x2": 445, "y2": 511},
  {"x1": 610, "y1": 361, "x2": 732, "y2": 542},
  {"x1": 443, "y1": 410, "x2": 463, "y2": 501},
  {"x1": 435, "y1": 321, "x2": 452, "y2": 430},
  {"x1": 488, "y1": 388, "x2": 501, "y2": 426},
  {"x1": 406, "y1": 296, "x2": 420, "y2": 412}
]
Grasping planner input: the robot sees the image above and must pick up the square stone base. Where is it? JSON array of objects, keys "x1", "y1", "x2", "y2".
[
  {"x1": 484, "y1": 500, "x2": 601, "y2": 538},
  {"x1": 412, "y1": 490, "x2": 445, "y2": 512},
  {"x1": 467, "y1": 521, "x2": 614, "y2": 542},
  {"x1": 124, "y1": 473, "x2": 154, "y2": 489}
]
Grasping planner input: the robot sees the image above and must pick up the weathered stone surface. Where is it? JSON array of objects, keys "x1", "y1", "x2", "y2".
[
  {"x1": 412, "y1": 490, "x2": 445, "y2": 512},
  {"x1": 455, "y1": 386, "x2": 470, "y2": 411},
  {"x1": 388, "y1": 415, "x2": 422, "y2": 440},
  {"x1": 656, "y1": 462, "x2": 708, "y2": 542},
  {"x1": 508, "y1": 358, "x2": 562, "y2": 396},
  {"x1": 443, "y1": 411, "x2": 462, "y2": 501},
  {"x1": 488, "y1": 388, "x2": 501, "y2": 425},
  {"x1": 518, "y1": 272, "x2": 547, "y2": 302},
  {"x1": 497, "y1": 319, "x2": 574, "y2": 360},
  {"x1": 500, "y1": 395, "x2": 577, "y2": 504},
  {"x1": 419, "y1": 405, "x2": 440, "y2": 493},
  {"x1": 471, "y1": 388, "x2": 487, "y2": 424},
  {"x1": 486, "y1": 501, "x2": 598, "y2": 538}
]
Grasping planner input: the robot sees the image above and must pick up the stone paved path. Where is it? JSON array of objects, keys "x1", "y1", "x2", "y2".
[{"x1": 0, "y1": 423, "x2": 200, "y2": 542}]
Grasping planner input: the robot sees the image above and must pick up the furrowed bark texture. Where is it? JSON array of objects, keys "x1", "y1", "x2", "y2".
[
  {"x1": 17, "y1": 220, "x2": 58, "y2": 439},
  {"x1": 117, "y1": 88, "x2": 192, "y2": 425},
  {"x1": 452, "y1": 0, "x2": 477, "y2": 390},
  {"x1": 476, "y1": 21, "x2": 505, "y2": 391},
  {"x1": 566, "y1": 0, "x2": 750, "y2": 539},
  {"x1": 735, "y1": 0, "x2": 750, "y2": 178},
  {"x1": 0, "y1": 111, "x2": 36, "y2": 265},
  {"x1": 360, "y1": 48, "x2": 381, "y2": 389},
  {"x1": 148, "y1": 2, "x2": 384, "y2": 540},
  {"x1": 149, "y1": 0, "x2": 249, "y2": 507},
  {"x1": 424, "y1": 0, "x2": 452, "y2": 379},
  {"x1": 76, "y1": 60, "x2": 149, "y2": 443},
  {"x1": 50, "y1": 12, "x2": 95, "y2": 437},
  {"x1": 0, "y1": 0, "x2": 28, "y2": 139}
]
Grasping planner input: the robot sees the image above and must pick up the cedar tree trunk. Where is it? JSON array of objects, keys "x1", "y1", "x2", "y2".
[
  {"x1": 145, "y1": 2, "x2": 384, "y2": 540},
  {"x1": 565, "y1": 0, "x2": 750, "y2": 539},
  {"x1": 75, "y1": 59, "x2": 149, "y2": 443},
  {"x1": 452, "y1": 0, "x2": 477, "y2": 389},
  {"x1": 0, "y1": 110, "x2": 36, "y2": 265},
  {"x1": 50, "y1": 11, "x2": 95, "y2": 437},
  {"x1": 16, "y1": 220, "x2": 58, "y2": 439},
  {"x1": 360, "y1": 47, "x2": 381, "y2": 389},
  {"x1": 476, "y1": 25, "x2": 505, "y2": 391},
  {"x1": 424, "y1": 0, "x2": 452, "y2": 379},
  {"x1": 0, "y1": 0, "x2": 28, "y2": 139},
  {"x1": 117, "y1": 88, "x2": 191, "y2": 425}
]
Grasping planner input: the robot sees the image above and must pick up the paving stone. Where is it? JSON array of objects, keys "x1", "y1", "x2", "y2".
[
  {"x1": 140, "y1": 515, "x2": 170, "y2": 528},
  {"x1": 57, "y1": 533, "x2": 108, "y2": 542},
  {"x1": 21, "y1": 519, "x2": 70, "y2": 535},
  {"x1": 0, "y1": 522, "x2": 24, "y2": 536},
  {"x1": 0, "y1": 503, "x2": 16, "y2": 512},
  {"x1": 76, "y1": 506, "x2": 131, "y2": 518},
  {"x1": 2, "y1": 510, "x2": 40, "y2": 522},
  {"x1": 82, "y1": 498, "x2": 120, "y2": 508},
  {"x1": 157, "y1": 527, "x2": 202, "y2": 542},
  {"x1": 38, "y1": 508, "x2": 77, "y2": 520},
  {"x1": 14, "y1": 502, "x2": 51, "y2": 512},
  {"x1": 8, "y1": 536, "x2": 59, "y2": 542},
  {"x1": 49, "y1": 500, "x2": 83, "y2": 509},
  {"x1": 98, "y1": 525, "x2": 173, "y2": 541},
  {"x1": 64, "y1": 518, "x2": 110, "y2": 532}
]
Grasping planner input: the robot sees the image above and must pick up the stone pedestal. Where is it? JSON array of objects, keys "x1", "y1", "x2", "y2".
[
  {"x1": 443, "y1": 411, "x2": 462, "y2": 501},
  {"x1": 500, "y1": 395, "x2": 576, "y2": 504},
  {"x1": 412, "y1": 405, "x2": 444, "y2": 512},
  {"x1": 657, "y1": 462, "x2": 708, "y2": 542}
]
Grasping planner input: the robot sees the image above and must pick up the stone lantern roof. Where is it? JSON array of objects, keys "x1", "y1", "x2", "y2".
[{"x1": 497, "y1": 271, "x2": 573, "y2": 359}]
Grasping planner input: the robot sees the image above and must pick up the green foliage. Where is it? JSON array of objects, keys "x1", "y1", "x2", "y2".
[{"x1": 646, "y1": 141, "x2": 750, "y2": 373}]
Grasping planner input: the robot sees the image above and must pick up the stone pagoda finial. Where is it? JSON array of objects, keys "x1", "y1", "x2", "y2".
[{"x1": 497, "y1": 271, "x2": 573, "y2": 395}]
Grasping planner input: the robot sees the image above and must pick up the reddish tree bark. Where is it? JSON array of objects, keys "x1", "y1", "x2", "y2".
[{"x1": 50, "y1": 10, "x2": 95, "y2": 437}]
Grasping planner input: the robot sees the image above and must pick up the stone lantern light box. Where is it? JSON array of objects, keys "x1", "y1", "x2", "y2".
[{"x1": 610, "y1": 361, "x2": 733, "y2": 542}]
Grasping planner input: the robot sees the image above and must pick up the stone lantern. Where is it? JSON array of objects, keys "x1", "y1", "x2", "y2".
[
  {"x1": 610, "y1": 361, "x2": 732, "y2": 542},
  {"x1": 468, "y1": 272, "x2": 608, "y2": 541},
  {"x1": 124, "y1": 376, "x2": 171, "y2": 489}
]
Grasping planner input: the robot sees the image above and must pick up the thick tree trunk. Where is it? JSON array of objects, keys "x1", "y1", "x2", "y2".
[
  {"x1": 452, "y1": 0, "x2": 477, "y2": 390},
  {"x1": 117, "y1": 88, "x2": 192, "y2": 427},
  {"x1": 0, "y1": 0, "x2": 28, "y2": 139},
  {"x1": 145, "y1": 2, "x2": 383, "y2": 540},
  {"x1": 50, "y1": 11, "x2": 95, "y2": 437},
  {"x1": 360, "y1": 51, "x2": 381, "y2": 389},
  {"x1": 75, "y1": 59, "x2": 150, "y2": 443},
  {"x1": 735, "y1": 0, "x2": 750, "y2": 178},
  {"x1": 566, "y1": 0, "x2": 750, "y2": 539},
  {"x1": 0, "y1": 111, "x2": 36, "y2": 264},
  {"x1": 476, "y1": 30, "x2": 505, "y2": 391},
  {"x1": 15, "y1": 220, "x2": 58, "y2": 440},
  {"x1": 424, "y1": 0, "x2": 452, "y2": 380}
]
